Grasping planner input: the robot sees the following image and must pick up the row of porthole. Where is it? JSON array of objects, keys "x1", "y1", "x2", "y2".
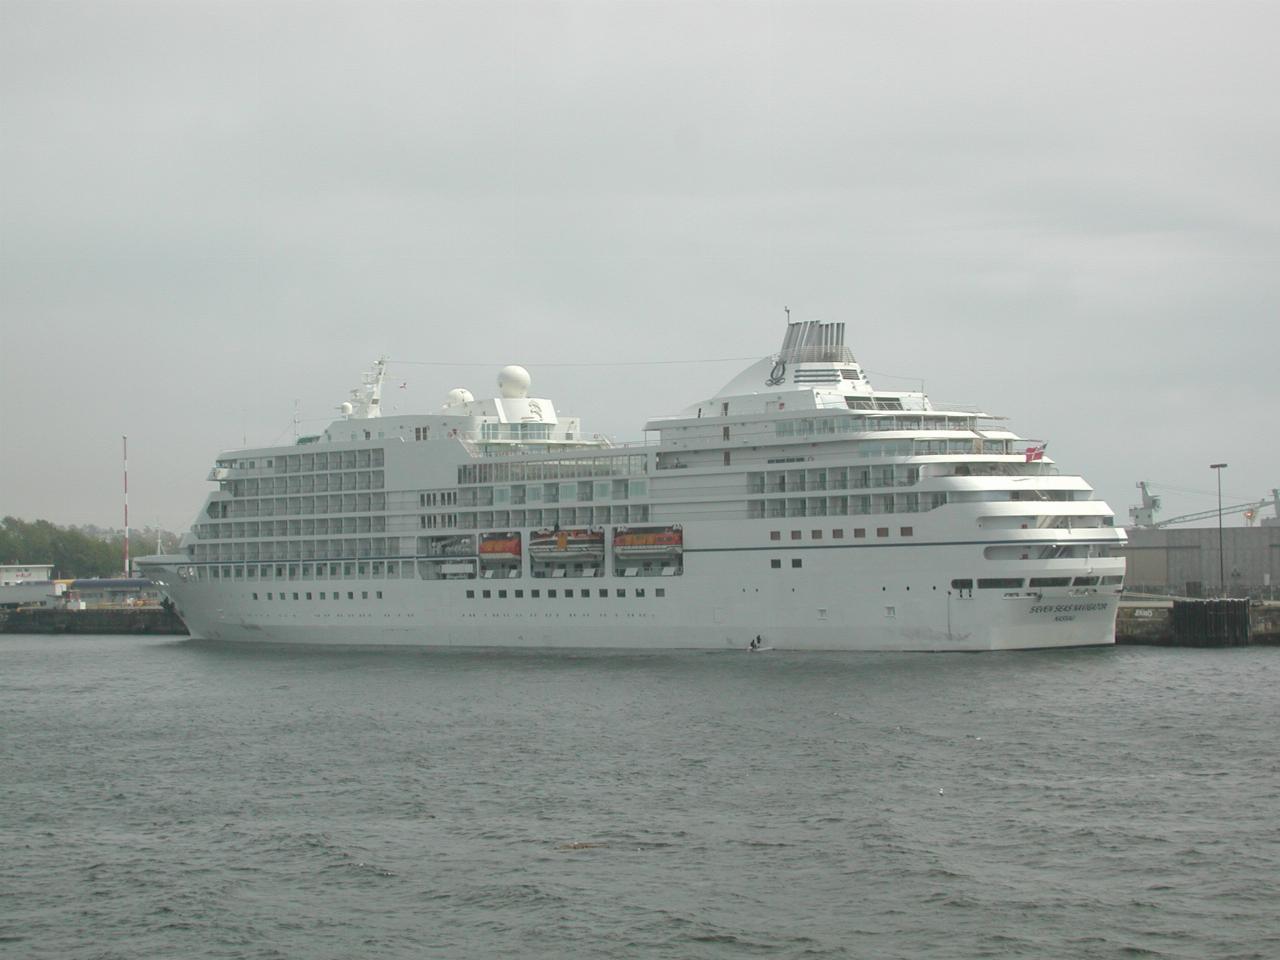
[
  {"x1": 771, "y1": 527, "x2": 913, "y2": 541},
  {"x1": 251, "y1": 590, "x2": 384, "y2": 601},
  {"x1": 766, "y1": 560, "x2": 948, "y2": 593},
  {"x1": 467, "y1": 587, "x2": 666, "y2": 600}
]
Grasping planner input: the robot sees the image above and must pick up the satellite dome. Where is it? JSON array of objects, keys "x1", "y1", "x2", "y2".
[
  {"x1": 498, "y1": 365, "x2": 531, "y2": 399},
  {"x1": 445, "y1": 388, "x2": 474, "y2": 407}
]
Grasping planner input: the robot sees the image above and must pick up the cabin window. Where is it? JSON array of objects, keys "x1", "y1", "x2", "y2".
[
  {"x1": 791, "y1": 559, "x2": 802, "y2": 568},
  {"x1": 771, "y1": 559, "x2": 782, "y2": 569},
  {"x1": 978, "y1": 578, "x2": 1024, "y2": 589}
]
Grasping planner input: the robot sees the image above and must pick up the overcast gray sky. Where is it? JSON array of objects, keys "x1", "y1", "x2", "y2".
[{"x1": 2, "y1": 0, "x2": 1277, "y2": 533}]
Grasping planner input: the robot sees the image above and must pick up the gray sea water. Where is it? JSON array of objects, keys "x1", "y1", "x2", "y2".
[{"x1": 2, "y1": 635, "x2": 1277, "y2": 960}]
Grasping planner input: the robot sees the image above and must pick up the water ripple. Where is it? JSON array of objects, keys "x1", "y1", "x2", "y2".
[{"x1": 2, "y1": 636, "x2": 1277, "y2": 959}]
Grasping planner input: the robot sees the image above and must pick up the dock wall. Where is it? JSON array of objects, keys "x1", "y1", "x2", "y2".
[
  {"x1": 1117, "y1": 601, "x2": 1280, "y2": 646},
  {"x1": 0, "y1": 607, "x2": 189, "y2": 635}
]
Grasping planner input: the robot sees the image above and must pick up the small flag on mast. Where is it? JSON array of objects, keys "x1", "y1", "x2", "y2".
[{"x1": 1025, "y1": 443, "x2": 1046, "y2": 462}]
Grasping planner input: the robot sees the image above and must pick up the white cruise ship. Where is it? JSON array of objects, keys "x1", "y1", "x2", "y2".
[{"x1": 139, "y1": 320, "x2": 1126, "y2": 650}]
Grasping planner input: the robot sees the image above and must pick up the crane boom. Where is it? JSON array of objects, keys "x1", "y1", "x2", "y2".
[{"x1": 1128, "y1": 484, "x2": 1279, "y2": 528}]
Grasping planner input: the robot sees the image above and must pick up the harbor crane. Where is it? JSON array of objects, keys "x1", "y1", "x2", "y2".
[{"x1": 1129, "y1": 482, "x2": 1280, "y2": 528}]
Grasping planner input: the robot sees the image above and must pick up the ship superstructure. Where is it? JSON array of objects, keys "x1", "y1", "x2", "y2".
[{"x1": 139, "y1": 321, "x2": 1126, "y2": 649}]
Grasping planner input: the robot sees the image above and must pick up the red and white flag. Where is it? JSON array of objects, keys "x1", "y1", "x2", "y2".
[{"x1": 1025, "y1": 444, "x2": 1045, "y2": 462}]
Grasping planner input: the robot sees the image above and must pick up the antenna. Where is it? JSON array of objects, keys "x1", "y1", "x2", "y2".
[
  {"x1": 293, "y1": 400, "x2": 300, "y2": 441},
  {"x1": 122, "y1": 435, "x2": 129, "y2": 575},
  {"x1": 784, "y1": 306, "x2": 791, "y2": 323}
]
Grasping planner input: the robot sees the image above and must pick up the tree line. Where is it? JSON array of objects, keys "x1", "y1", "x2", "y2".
[{"x1": 0, "y1": 517, "x2": 178, "y2": 579}]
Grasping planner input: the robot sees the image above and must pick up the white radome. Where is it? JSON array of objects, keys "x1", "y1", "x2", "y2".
[{"x1": 498, "y1": 365, "x2": 531, "y2": 399}]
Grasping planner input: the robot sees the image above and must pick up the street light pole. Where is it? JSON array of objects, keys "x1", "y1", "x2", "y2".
[{"x1": 1210, "y1": 463, "x2": 1228, "y2": 597}]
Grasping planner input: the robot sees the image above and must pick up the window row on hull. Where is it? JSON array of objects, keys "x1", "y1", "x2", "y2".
[
  {"x1": 459, "y1": 455, "x2": 650, "y2": 485},
  {"x1": 747, "y1": 493, "x2": 948, "y2": 518},
  {"x1": 205, "y1": 492, "x2": 388, "y2": 520},
  {"x1": 215, "y1": 448, "x2": 385, "y2": 475}
]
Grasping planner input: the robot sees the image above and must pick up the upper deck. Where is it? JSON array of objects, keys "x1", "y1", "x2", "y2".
[{"x1": 176, "y1": 318, "x2": 1120, "y2": 570}]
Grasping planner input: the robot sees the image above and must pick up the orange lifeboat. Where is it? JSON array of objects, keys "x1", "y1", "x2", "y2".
[
  {"x1": 479, "y1": 533, "x2": 522, "y2": 558},
  {"x1": 612, "y1": 525, "x2": 684, "y2": 558},
  {"x1": 529, "y1": 527, "x2": 606, "y2": 560}
]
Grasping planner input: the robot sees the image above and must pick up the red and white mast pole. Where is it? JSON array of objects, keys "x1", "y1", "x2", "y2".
[{"x1": 123, "y1": 435, "x2": 129, "y2": 576}]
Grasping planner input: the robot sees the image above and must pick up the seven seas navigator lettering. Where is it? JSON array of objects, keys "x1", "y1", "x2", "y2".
[{"x1": 1029, "y1": 602, "x2": 1110, "y2": 615}]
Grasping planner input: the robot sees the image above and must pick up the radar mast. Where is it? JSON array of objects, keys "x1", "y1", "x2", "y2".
[{"x1": 341, "y1": 356, "x2": 388, "y2": 419}]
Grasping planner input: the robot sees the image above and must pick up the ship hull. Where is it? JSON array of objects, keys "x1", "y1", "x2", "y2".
[{"x1": 142, "y1": 534, "x2": 1121, "y2": 651}]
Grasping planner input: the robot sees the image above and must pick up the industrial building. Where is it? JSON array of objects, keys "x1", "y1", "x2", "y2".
[
  {"x1": 0, "y1": 564, "x2": 63, "y2": 608},
  {"x1": 1118, "y1": 527, "x2": 1280, "y2": 599},
  {"x1": 1, "y1": 564, "x2": 54, "y2": 585}
]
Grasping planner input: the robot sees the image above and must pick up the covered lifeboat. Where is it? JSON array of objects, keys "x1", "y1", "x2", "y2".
[
  {"x1": 529, "y1": 527, "x2": 606, "y2": 560},
  {"x1": 478, "y1": 532, "x2": 522, "y2": 558},
  {"x1": 612, "y1": 524, "x2": 683, "y2": 558}
]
